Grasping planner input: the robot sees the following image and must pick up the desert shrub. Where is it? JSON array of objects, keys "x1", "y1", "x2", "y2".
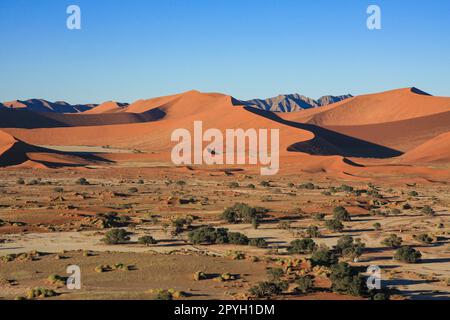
[
  {"x1": 313, "y1": 213, "x2": 325, "y2": 221},
  {"x1": 188, "y1": 226, "x2": 229, "y2": 244},
  {"x1": 408, "y1": 190, "x2": 419, "y2": 197},
  {"x1": 381, "y1": 234, "x2": 403, "y2": 248},
  {"x1": 339, "y1": 185, "x2": 354, "y2": 192},
  {"x1": 403, "y1": 203, "x2": 412, "y2": 210},
  {"x1": 27, "y1": 287, "x2": 57, "y2": 299},
  {"x1": 310, "y1": 245, "x2": 337, "y2": 267},
  {"x1": 373, "y1": 222, "x2": 382, "y2": 230},
  {"x1": 220, "y1": 203, "x2": 267, "y2": 224},
  {"x1": 248, "y1": 281, "x2": 287, "y2": 298},
  {"x1": 172, "y1": 218, "x2": 188, "y2": 233},
  {"x1": 27, "y1": 179, "x2": 39, "y2": 185},
  {"x1": 252, "y1": 218, "x2": 260, "y2": 230},
  {"x1": 53, "y1": 187, "x2": 64, "y2": 193},
  {"x1": 333, "y1": 206, "x2": 351, "y2": 221},
  {"x1": 421, "y1": 205, "x2": 435, "y2": 216},
  {"x1": 287, "y1": 183, "x2": 295, "y2": 188},
  {"x1": 267, "y1": 268, "x2": 284, "y2": 281},
  {"x1": 306, "y1": 225, "x2": 321, "y2": 238},
  {"x1": 298, "y1": 182, "x2": 315, "y2": 190},
  {"x1": 99, "y1": 212, "x2": 130, "y2": 228},
  {"x1": 228, "y1": 232, "x2": 250, "y2": 245},
  {"x1": 228, "y1": 182, "x2": 239, "y2": 188},
  {"x1": 249, "y1": 238, "x2": 268, "y2": 248},
  {"x1": 322, "y1": 191, "x2": 332, "y2": 196},
  {"x1": 287, "y1": 239, "x2": 316, "y2": 254},
  {"x1": 260, "y1": 181, "x2": 270, "y2": 187},
  {"x1": 128, "y1": 187, "x2": 138, "y2": 193},
  {"x1": 47, "y1": 274, "x2": 66, "y2": 286},
  {"x1": 295, "y1": 275, "x2": 315, "y2": 294},
  {"x1": 335, "y1": 236, "x2": 365, "y2": 260},
  {"x1": 413, "y1": 233, "x2": 433, "y2": 244},
  {"x1": 16, "y1": 178, "x2": 25, "y2": 185},
  {"x1": 155, "y1": 290, "x2": 173, "y2": 300},
  {"x1": 390, "y1": 208, "x2": 402, "y2": 215},
  {"x1": 138, "y1": 236, "x2": 157, "y2": 245},
  {"x1": 325, "y1": 219, "x2": 344, "y2": 232},
  {"x1": 102, "y1": 229, "x2": 130, "y2": 245},
  {"x1": 193, "y1": 271, "x2": 207, "y2": 281},
  {"x1": 247, "y1": 183, "x2": 256, "y2": 189},
  {"x1": 76, "y1": 178, "x2": 89, "y2": 185},
  {"x1": 394, "y1": 246, "x2": 422, "y2": 263},
  {"x1": 176, "y1": 180, "x2": 186, "y2": 187},
  {"x1": 330, "y1": 262, "x2": 365, "y2": 296}
]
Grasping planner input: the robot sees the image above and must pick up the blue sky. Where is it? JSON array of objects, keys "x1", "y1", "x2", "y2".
[{"x1": 0, "y1": 0, "x2": 449, "y2": 104}]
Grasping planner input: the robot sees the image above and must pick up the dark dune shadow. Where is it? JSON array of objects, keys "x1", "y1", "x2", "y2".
[{"x1": 243, "y1": 107, "x2": 403, "y2": 159}]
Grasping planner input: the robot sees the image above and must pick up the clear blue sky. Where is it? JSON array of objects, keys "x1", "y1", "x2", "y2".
[{"x1": 1, "y1": 0, "x2": 449, "y2": 104}]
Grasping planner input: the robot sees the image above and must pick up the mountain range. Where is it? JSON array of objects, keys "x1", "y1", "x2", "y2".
[{"x1": 1, "y1": 93, "x2": 351, "y2": 114}]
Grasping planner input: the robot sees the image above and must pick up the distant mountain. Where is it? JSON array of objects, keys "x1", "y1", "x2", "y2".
[
  {"x1": 2, "y1": 99, "x2": 97, "y2": 113},
  {"x1": 236, "y1": 93, "x2": 353, "y2": 112}
]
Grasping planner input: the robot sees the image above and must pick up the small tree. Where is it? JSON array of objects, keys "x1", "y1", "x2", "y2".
[
  {"x1": 310, "y1": 245, "x2": 337, "y2": 267},
  {"x1": 287, "y1": 238, "x2": 316, "y2": 254},
  {"x1": 330, "y1": 262, "x2": 365, "y2": 296},
  {"x1": 306, "y1": 225, "x2": 321, "y2": 238},
  {"x1": 138, "y1": 236, "x2": 157, "y2": 245},
  {"x1": 102, "y1": 229, "x2": 130, "y2": 245},
  {"x1": 381, "y1": 234, "x2": 403, "y2": 248},
  {"x1": 333, "y1": 206, "x2": 351, "y2": 221},
  {"x1": 394, "y1": 246, "x2": 422, "y2": 263},
  {"x1": 267, "y1": 268, "x2": 284, "y2": 281},
  {"x1": 249, "y1": 238, "x2": 268, "y2": 248},
  {"x1": 325, "y1": 219, "x2": 344, "y2": 232},
  {"x1": 421, "y1": 205, "x2": 435, "y2": 216},
  {"x1": 228, "y1": 232, "x2": 249, "y2": 245},
  {"x1": 413, "y1": 233, "x2": 433, "y2": 244},
  {"x1": 295, "y1": 275, "x2": 315, "y2": 294}
]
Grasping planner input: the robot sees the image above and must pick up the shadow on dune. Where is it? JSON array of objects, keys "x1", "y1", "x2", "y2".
[
  {"x1": 243, "y1": 107, "x2": 403, "y2": 159},
  {"x1": 0, "y1": 108, "x2": 166, "y2": 129}
]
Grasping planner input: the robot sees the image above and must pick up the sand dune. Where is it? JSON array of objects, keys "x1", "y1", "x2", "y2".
[
  {"x1": 1, "y1": 88, "x2": 450, "y2": 180},
  {"x1": 282, "y1": 88, "x2": 450, "y2": 126},
  {"x1": 83, "y1": 101, "x2": 129, "y2": 114},
  {"x1": 400, "y1": 131, "x2": 450, "y2": 164}
]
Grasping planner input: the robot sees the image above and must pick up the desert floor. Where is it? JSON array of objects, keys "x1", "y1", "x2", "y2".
[{"x1": 0, "y1": 165, "x2": 449, "y2": 300}]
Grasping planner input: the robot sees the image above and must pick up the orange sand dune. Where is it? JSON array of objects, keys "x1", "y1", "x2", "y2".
[
  {"x1": 282, "y1": 88, "x2": 450, "y2": 126},
  {"x1": 400, "y1": 131, "x2": 450, "y2": 164},
  {"x1": 83, "y1": 101, "x2": 128, "y2": 114},
  {"x1": 0, "y1": 130, "x2": 109, "y2": 168},
  {"x1": 1, "y1": 89, "x2": 450, "y2": 180}
]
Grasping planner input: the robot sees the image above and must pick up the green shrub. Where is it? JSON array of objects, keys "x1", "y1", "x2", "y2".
[
  {"x1": 313, "y1": 213, "x2": 326, "y2": 221},
  {"x1": 138, "y1": 236, "x2": 157, "y2": 245},
  {"x1": 128, "y1": 187, "x2": 139, "y2": 193},
  {"x1": 373, "y1": 222, "x2": 382, "y2": 230},
  {"x1": 188, "y1": 226, "x2": 229, "y2": 244},
  {"x1": 220, "y1": 203, "x2": 268, "y2": 224},
  {"x1": 394, "y1": 246, "x2": 422, "y2": 263},
  {"x1": 287, "y1": 238, "x2": 316, "y2": 254},
  {"x1": 102, "y1": 229, "x2": 130, "y2": 245},
  {"x1": 335, "y1": 236, "x2": 365, "y2": 260},
  {"x1": 267, "y1": 268, "x2": 284, "y2": 281},
  {"x1": 248, "y1": 281, "x2": 287, "y2": 298},
  {"x1": 295, "y1": 275, "x2": 315, "y2": 294},
  {"x1": 421, "y1": 205, "x2": 435, "y2": 216},
  {"x1": 325, "y1": 219, "x2": 344, "y2": 232},
  {"x1": 27, "y1": 287, "x2": 57, "y2": 299},
  {"x1": 381, "y1": 234, "x2": 403, "y2": 248},
  {"x1": 330, "y1": 262, "x2": 365, "y2": 296},
  {"x1": 76, "y1": 177, "x2": 90, "y2": 185},
  {"x1": 228, "y1": 232, "x2": 249, "y2": 245},
  {"x1": 333, "y1": 206, "x2": 351, "y2": 221},
  {"x1": 249, "y1": 238, "x2": 268, "y2": 248},
  {"x1": 306, "y1": 225, "x2": 321, "y2": 238},
  {"x1": 413, "y1": 233, "x2": 433, "y2": 244},
  {"x1": 310, "y1": 246, "x2": 337, "y2": 267}
]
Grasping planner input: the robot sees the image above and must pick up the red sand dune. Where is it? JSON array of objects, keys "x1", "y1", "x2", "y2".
[
  {"x1": 1, "y1": 88, "x2": 450, "y2": 181},
  {"x1": 400, "y1": 131, "x2": 450, "y2": 164},
  {"x1": 83, "y1": 101, "x2": 129, "y2": 114},
  {"x1": 282, "y1": 88, "x2": 450, "y2": 126}
]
